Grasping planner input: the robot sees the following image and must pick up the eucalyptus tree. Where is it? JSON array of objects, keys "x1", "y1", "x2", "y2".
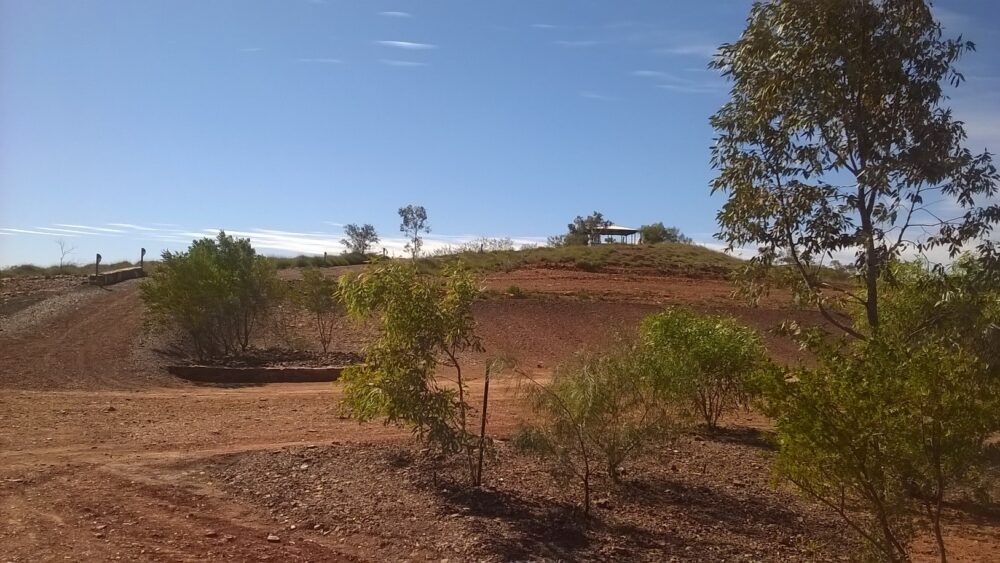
[
  {"x1": 398, "y1": 205, "x2": 430, "y2": 259},
  {"x1": 710, "y1": 0, "x2": 998, "y2": 338},
  {"x1": 340, "y1": 223, "x2": 379, "y2": 254}
]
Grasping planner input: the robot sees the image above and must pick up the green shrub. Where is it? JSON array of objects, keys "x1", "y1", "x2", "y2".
[
  {"x1": 760, "y1": 336, "x2": 997, "y2": 562},
  {"x1": 515, "y1": 339, "x2": 674, "y2": 514},
  {"x1": 641, "y1": 308, "x2": 771, "y2": 429},
  {"x1": 140, "y1": 231, "x2": 282, "y2": 359},
  {"x1": 760, "y1": 260, "x2": 1000, "y2": 562}
]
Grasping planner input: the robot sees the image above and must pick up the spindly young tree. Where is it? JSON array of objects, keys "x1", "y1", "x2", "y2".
[
  {"x1": 338, "y1": 260, "x2": 493, "y2": 485},
  {"x1": 296, "y1": 268, "x2": 339, "y2": 353},
  {"x1": 515, "y1": 338, "x2": 675, "y2": 514},
  {"x1": 710, "y1": 0, "x2": 999, "y2": 338},
  {"x1": 398, "y1": 205, "x2": 430, "y2": 258},
  {"x1": 340, "y1": 223, "x2": 380, "y2": 255}
]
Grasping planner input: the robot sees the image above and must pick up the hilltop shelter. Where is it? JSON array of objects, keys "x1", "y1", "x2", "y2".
[{"x1": 592, "y1": 224, "x2": 640, "y2": 245}]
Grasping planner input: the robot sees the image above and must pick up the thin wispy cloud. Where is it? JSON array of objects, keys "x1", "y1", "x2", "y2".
[
  {"x1": 107, "y1": 223, "x2": 159, "y2": 231},
  {"x1": 379, "y1": 59, "x2": 428, "y2": 67},
  {"x1": 0, "y1": 228, "x2": 73, "y2": 237},
  {"x1": 375, "y1": 40, "x2": 437, "y2": 50},
  {"x1": 54, "y1": 224, "x2": 124, "y2": 233},
  {"x1": 631, "y1": 70, "x2": 669, "y2": 79},
  {"x1": 296, "y1": 58, "x2": 343, "y2": 64},
  {"x1": 553, "y1": 40, "x2": 600, "y2": 47},
  {"x1": 1, "y1": 222, "x2": 548, "y2": 264},
  {"x1": 580, "y1": 91, "x2": 612, "y2": 101},
  {"x1": 36, "y1": 227, "x2": 111, "y2": 236},
  {"x1": 240, "y1": 47, "x2": 264, "y2": 53},
  {"x1": 630, "y1": 69, "x2": 720, "y2": 94},
  {"x1": 378, "y1": 11, "x2": 412, "y2": 18},
  {"x1": 530, "y1": 24, "x2": 556, "y2": 29},
  {"x1": 654, "y1": 44, "x2": 718, "y2": 58},
  {"x1": 656, "y1": 83, "x2": 719, "y2": 95}
]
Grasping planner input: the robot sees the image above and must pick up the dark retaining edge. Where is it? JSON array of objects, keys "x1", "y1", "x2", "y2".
[
  {"x1": 167, "y1": 365, "x2": 347, "y2": 384},
  {"x1": 89, "y1": 266, "x2": 146, "y2": 286}
]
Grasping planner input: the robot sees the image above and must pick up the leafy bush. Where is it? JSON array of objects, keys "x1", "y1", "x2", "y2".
[
  {"x1": 338, "y1": 260, "x2": 493, "y2": 485},
  {"x1": 295, "y1": 268, "x2": 339, "y2": 353},
  {"x1": 761, "y1": 336, "x2": 997, "y2": 562},
  {"x1": 760, "y1": 260, "x2": 1000, "y2": 562},
  {"x1": 639, "y1": 222, "x2": 692, "y2": 244},
  {"x1": 141, "y1": 231, "x2": 282, "y2": 359},
  {"x1": 641, "y1": 308, "x2": 771, "y2": 429},
  {"x1": 515, "y1": 339, "x2": 674, "y2": 514}
]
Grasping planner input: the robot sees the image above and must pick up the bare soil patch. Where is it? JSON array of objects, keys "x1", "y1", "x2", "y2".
[
  {"x1": 194, "y1": 429, "x2": 856, "y2": 561},
  {"x1": 0, "y1": 275, "x2": 104, "y2": 336}
]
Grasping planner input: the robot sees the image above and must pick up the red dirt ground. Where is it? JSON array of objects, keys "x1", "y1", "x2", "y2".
[{"x1": 0, "y1": 268, "x2": 996, "y2": 561}]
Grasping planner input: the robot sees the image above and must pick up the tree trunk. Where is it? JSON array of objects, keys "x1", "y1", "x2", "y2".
[{"x1": 475, "y1": 370, "x2": 491, "y2": 487}]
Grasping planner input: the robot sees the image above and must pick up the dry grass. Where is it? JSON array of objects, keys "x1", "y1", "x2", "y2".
[{"x1": 422, "y1": 243, "x2": 742, "y2": 277}]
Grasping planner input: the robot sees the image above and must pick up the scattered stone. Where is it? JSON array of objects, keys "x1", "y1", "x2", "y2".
[
  {"x1": 595, "y1": 498, "x2": 612, "y2": 509},
  {"x1": 102, "y1": 405, "x2": 116, "y2": 413},
  {"x1": 204, "y1": 531, "x2": 218, "y2": 538},
  {"x1": 266, "y1": 534, "x2": 281, "y2": 543}
]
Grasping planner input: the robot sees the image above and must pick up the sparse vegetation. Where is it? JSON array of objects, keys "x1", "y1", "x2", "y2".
[
  {"x1": 504, "y1": 284, "x2": 525, "y2": 298},
  {"x1": 269, "y1": 253, "x2": 368, "y2": 270},
  {"x1": 424, "y1": 242, "x2": 740, "y2": 277},
  {"x1": 0, "y1": 260, "x2": 144, "y2": 278},
  {"x1": 56, "y1": 240, "x2": 76, "y2": 274},
  {"x1": 140, "y1": 231, "x2": 282, "y2": 359}
]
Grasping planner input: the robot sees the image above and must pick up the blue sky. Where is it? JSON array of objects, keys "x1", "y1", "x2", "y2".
[{"x1": 1, "y1": 0, "x2": 998, "y2": 266}]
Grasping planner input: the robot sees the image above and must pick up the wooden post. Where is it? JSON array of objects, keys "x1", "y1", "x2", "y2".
[{"x1": 140, "y1": 248, "x2": 146, "y2": 270}]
